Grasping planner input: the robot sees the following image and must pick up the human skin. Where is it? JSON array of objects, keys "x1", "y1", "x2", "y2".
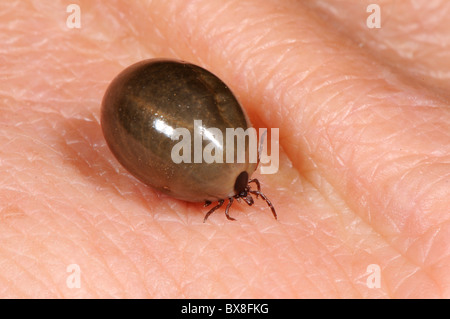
[{"x1": 0, "y1": 0, "x2": 449, "y2": 298}]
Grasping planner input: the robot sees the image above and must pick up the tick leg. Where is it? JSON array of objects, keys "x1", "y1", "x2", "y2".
[
  {"x1": 204, "y1": 200, "x2": 212, "y2": 207},
  {"x1": 224, "y1": 198, "x2": 236, "y2": 221},
  {"x1": 249, "y1": 190, "x2": 277, "y2": 220},
  {"x1": 248, "y1": 179, "x2": 261, "y2": 198},
  {"x1": 203, "y1": 200, "x2": 224, "y2": 223},
  {"x1": 242, "y1": 193, "x2": 254, "y2": 206}
]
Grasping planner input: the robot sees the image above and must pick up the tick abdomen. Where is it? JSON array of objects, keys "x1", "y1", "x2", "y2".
[{"x1": 101, "y1": 59, "x2": 256, "y2": 202}]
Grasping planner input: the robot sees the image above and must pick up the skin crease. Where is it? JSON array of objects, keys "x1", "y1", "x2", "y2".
[{"x1": 0, "y1": 0, "x2": 449, "y2": 298}]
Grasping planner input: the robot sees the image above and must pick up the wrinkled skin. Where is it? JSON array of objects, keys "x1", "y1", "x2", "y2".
[{"x1": 0, "y1": 0, "x2": 449, "y2": 298}]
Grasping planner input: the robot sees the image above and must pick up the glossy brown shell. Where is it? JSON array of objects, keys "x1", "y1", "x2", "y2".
[{"x1": 101, "y1": 59, "x2": 257, "y2": 202}]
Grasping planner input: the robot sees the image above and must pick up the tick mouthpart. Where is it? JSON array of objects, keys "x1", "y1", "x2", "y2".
[{"x1": 203, "y1": 178, "x2": 277, "y2": 222}]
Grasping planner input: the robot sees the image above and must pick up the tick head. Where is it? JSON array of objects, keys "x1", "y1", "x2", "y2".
[{"x1": 234, "y1": 171, "x2": 249, "y2": 195}]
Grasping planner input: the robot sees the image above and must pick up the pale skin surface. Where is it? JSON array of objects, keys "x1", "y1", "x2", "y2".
[{"x1": 0, "y1": 0, "x2": 449, "y2": 298}]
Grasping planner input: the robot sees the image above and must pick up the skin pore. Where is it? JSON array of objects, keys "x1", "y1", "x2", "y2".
[{"x1": 0, "y1": 0, "x2": 449, "y2": 298}]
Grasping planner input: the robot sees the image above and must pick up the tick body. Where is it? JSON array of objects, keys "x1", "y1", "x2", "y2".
[{"x1": 101, "y1": 59, "x2": 277, "y2": 221}]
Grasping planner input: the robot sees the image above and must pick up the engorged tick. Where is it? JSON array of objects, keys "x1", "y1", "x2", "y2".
[{"x1": 101, "y1": 58, "x2": 277, "y2": 222}]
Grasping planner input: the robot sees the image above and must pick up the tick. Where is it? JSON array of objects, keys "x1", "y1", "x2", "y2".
[{"x1": 101, "y1": 58, "x2": 277, "y2": 222}]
